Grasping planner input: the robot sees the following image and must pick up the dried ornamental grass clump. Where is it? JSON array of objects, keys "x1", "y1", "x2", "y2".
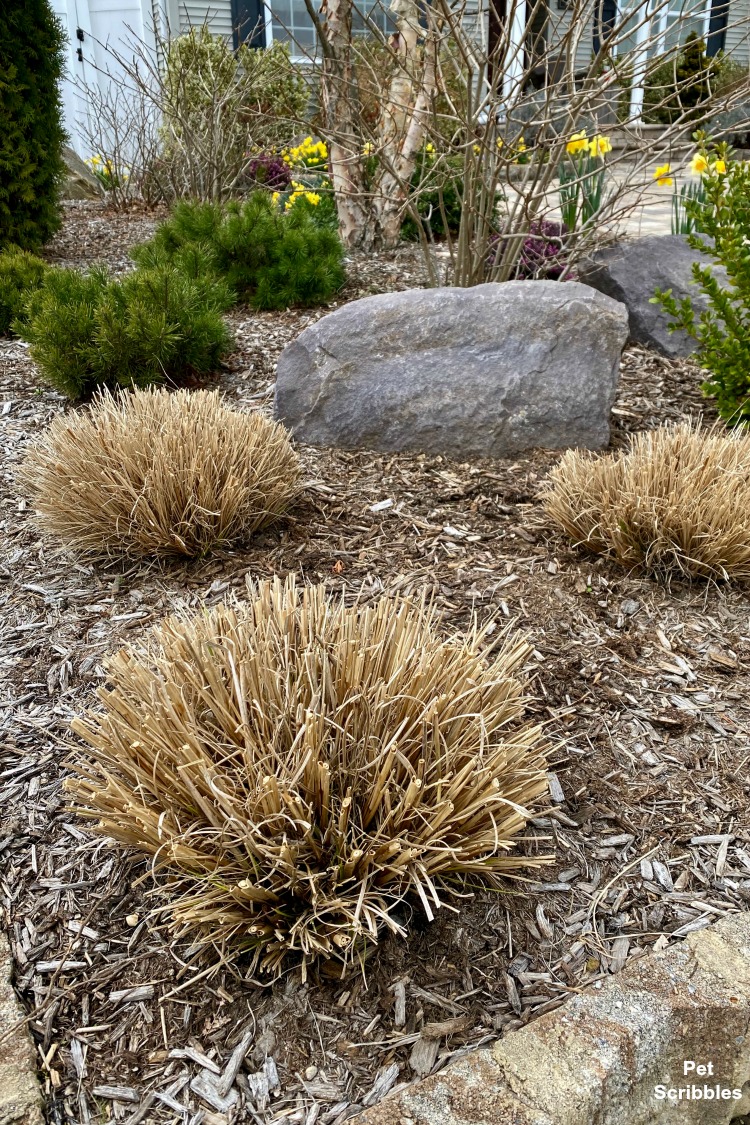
[
  {"x1": 68, "y1": 576, "x2": 549, "y2": 976},
  {"x1": 18, "y1": 387, "x2": 301, "y2": 561},
  {"x1": 543, "y1": 422, "x2": 750, "y2": 581}
]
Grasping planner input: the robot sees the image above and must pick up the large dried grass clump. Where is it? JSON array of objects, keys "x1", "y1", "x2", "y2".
[
  {"x1": 19, "y1": 387, "x2": 301, "y2": 560},
  {"x1": 543, "y1": 422, "x2": 750, "y2": 582},
  {"x1": 69, "y1": 576, "x2": 548, "y2": 975}
]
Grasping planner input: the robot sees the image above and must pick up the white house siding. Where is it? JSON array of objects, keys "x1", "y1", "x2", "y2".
[
  {"x1": 175, "y1": 0, "x2": 234, "y2": 38},
  {"x1": 723, "y1": 0, "x2": 750, "y2": 63},
  {"x1": 52, "y1": 0, "x2": 159, "y2": 155}
]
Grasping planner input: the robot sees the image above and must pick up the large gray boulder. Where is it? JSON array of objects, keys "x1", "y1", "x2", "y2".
[
  {"x1": 274, "y1": 282, "x2": 628, "y2": 459},
  {"x1": 61, "y1": 145, "x2": 103, "y2": 200},
  {"x1": 579, "y1": 234, "x2": 728, "y2": 358}
]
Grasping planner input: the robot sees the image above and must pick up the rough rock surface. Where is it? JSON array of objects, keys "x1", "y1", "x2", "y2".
[
  {"x1": 61, "y1": 146, "x2": 103, "y2": 201},
  {"x1": 579, "y1": 234, "x2": 728, "y2": 358},
  {"x1": 275, "y1": 282, "x2": 628, "y2": 459},
  {"x1": 357, "y1": 912, "x2": 750, "y2": 1125},
  {"x1": 0, "y1": 933, "x2": 42, "y2": 1125}
]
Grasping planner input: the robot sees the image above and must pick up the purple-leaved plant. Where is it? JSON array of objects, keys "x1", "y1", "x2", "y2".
[{"x1": 246, "y1": 153, "x2": 293, "y2": 191}]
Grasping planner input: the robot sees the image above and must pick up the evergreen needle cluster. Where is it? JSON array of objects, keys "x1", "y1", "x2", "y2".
[
  {"x1": 18, "y1": 256, "x2": 233, "y2": 398},
  {"x1": 133, "y1": 194, "x2": 346, "y2": 310}
]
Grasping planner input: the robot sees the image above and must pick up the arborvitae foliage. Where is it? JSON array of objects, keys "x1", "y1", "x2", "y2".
[
  {"x1": 132, "y1": 194, "x2": 346, "y2": 310},
  {"x1": 0, "y1": 246, "x2": 49, "y2": 334},
  {"x1": 19, "y1": 262, "x2": 233, "y2": 399},
  {"x1": 0, "y1": 0, "x2": 67, "y2": 249}
]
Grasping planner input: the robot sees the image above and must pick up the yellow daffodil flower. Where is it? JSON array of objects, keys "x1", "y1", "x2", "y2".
[
  {"x1": 653, "y1": 162, "x2": 673, "y2": 187},
  {"x1": 690, "y1": 152, "x2": 709, "y2": 175},
  {"x1": 587, "y1": 134, "x2": 612, "y2": 158},
  {"x1": 566, "y1": 130, "x2": 588, "y2": 155}
]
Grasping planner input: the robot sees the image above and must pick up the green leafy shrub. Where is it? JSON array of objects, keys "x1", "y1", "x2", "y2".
[
  {"x1": 160, "y1": 30, "x2": 309, "y2": 198},
  {"x1": 0, "y1": 0, "x2": 67, "y2": 249},
  {"x1": 19, "y1": 261, "x2": 233, "y2": 399},
  {"x1": 654, "y1": 147, "x2": 750, "y2": 423},
  {"x1": 643, "y1": 34, "x2": 717, "y2": 125},
  {"x1": 133, "y1": 194, "x2": 345, "y2": 310},
  {"x1": 0, "y1": 246, "x2": 48, "y2": 334}
]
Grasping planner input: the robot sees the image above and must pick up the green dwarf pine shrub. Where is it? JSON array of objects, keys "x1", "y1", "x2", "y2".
[
  {"x1": 132, "y1": 194, "x2": 345, "y2": 310},
  {"x1": 19, "y1": 262, "x2": 233, "y2": 399},
  {"x1": 0, "y1": 246, "x2": 49, "y2": 334},
  {"x1": 0, "y1": 0, "x2": 67, "y2": 249},
  {"x1": 654, "y1": 148, "x2": 750, "y2": 424}
]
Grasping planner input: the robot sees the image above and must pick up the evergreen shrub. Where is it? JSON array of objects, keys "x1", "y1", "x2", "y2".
[
  {"x1": 0, "y1": 246, "x2": 49, "y2": 335},
  {"x1": 132, "y1": 193, "x2": 345, "y2": 309},
  {"x1": 0, "y1": 0, "x2": 67, "y2": 249},
  {"x1": 19, "y1": 261, "x2": 232, "y2": 399}
]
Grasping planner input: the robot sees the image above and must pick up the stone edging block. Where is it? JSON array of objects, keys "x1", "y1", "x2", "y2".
[
  {"x1": 357, "y1": 913, "x2": 750, "y2": 1124},
  {"x1": 0, "y1": 931, "x2": 43, "y2": 1125}
]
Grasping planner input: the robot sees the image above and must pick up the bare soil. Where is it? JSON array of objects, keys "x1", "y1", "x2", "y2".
[{"x1": 1, "y1": 201, "x2": 749, "y2": 1125}]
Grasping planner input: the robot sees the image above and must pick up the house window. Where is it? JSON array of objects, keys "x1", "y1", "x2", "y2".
[
  {"x1": 266, "y1": 0, "x2": 394, "y2": 53},
  {"x1": 614, "y1": 0, "x2": 712, "y2": 57},
  {"x1": 649, "y1": 0, "x2": 711, "y2": 56}
]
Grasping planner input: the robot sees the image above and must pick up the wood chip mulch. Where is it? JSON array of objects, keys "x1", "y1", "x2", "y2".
[{"x1": 1, "y1": 201, "x2": 749, "y2": 1125}]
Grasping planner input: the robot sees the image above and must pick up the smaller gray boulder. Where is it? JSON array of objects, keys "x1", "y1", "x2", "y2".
[
  {"x1": 275, "y1": 281, "x2": 628, "y2": 460},
  {"x1": 62, "y1": 146, "x2": 104, "y2": 200},
  {"x1": 579, "y1": 234, "x2": 727, "y2": 358}
]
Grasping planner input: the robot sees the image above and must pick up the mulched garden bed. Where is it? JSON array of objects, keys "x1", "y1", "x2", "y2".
[{"x1": 1, "y1": 201, "x2": 749, "y2": 1125}]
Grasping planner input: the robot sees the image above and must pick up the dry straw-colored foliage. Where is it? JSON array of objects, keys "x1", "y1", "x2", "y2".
[
  {"x1": 18, "y1": 387, "x2": 301, "y2": 560},
  {"x1": 543, "y1": 422, "x2": 750, "y2": 582},
  {"x1": 68, "y1": 575, "x2": 549, "y2": 975}
]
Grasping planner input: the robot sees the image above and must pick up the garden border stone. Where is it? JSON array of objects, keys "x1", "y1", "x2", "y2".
[
  {"x1": 357, "y1": 912, "x2": 750, "y2": 1124},
  {"x1": 0, "y1": 932, "x2": 42, "y2": 1125}
]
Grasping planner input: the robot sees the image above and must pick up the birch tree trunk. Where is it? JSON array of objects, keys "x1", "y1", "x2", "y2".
[
  {"x1": 316, "y1": 0, "x2": 371, "y2": 246},
  {"x1": 313, "y1": 0, "x2": 436, "y2": 249}
]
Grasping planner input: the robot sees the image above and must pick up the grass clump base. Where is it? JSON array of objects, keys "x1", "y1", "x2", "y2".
[
  {"x1": 68, "y1": 575, "x2": 549, "y2": 976},
  {"x1": 543, "y1": 422, "x2": 750, "y2": 582},
  {"x1": 18, "y1": 387, "x2": 301, "y2": 561}
]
